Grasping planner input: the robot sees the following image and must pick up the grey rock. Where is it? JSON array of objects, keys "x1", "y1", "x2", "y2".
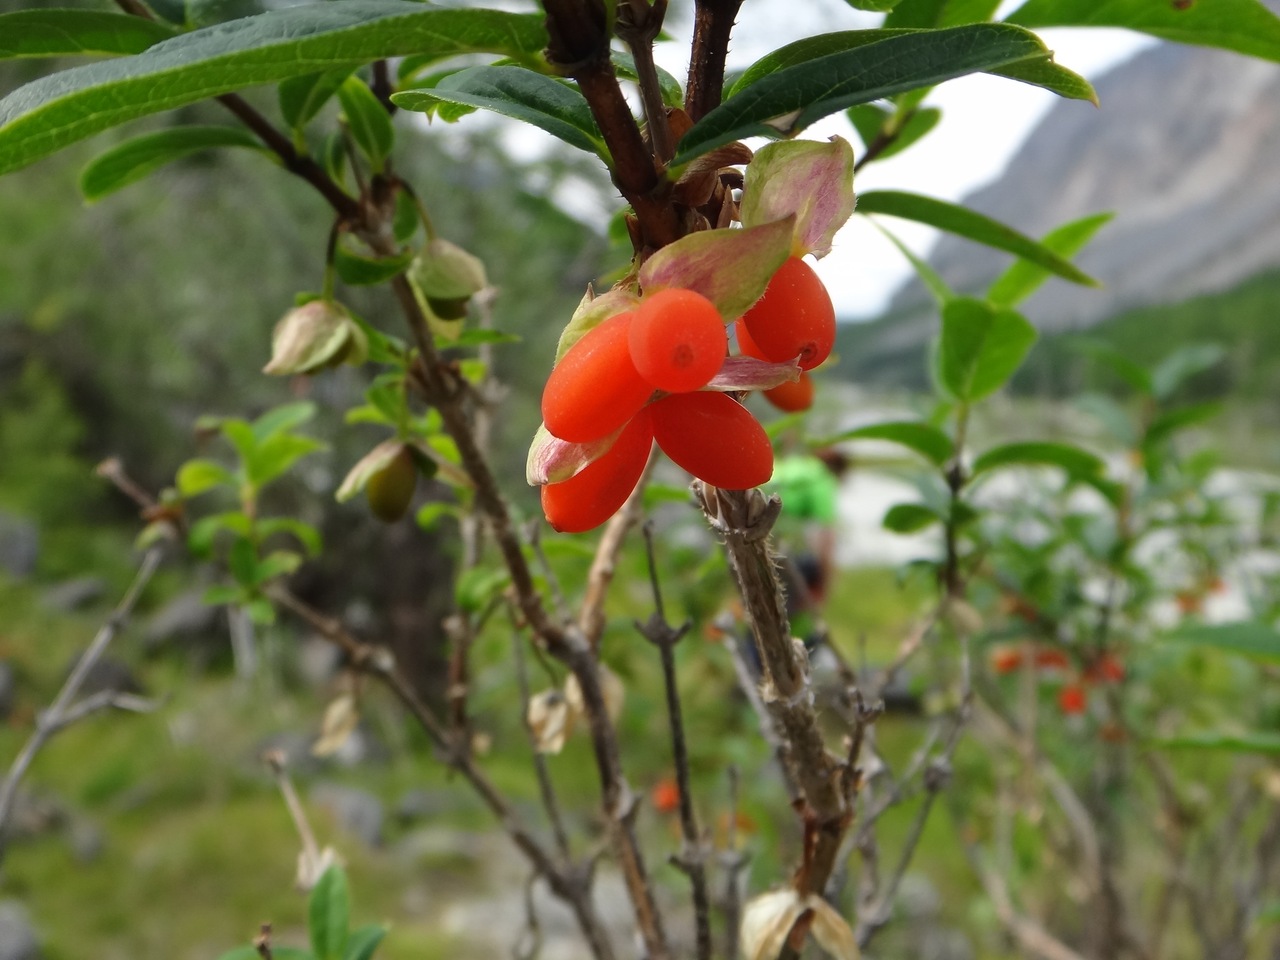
[
  {"x1": 38, "y1": 576, "x2": 106, "y2": 613},
  {"x1": 309, "y1": 782, "x2": 383, "y2": 849},
  {"x1": 0, "y1": 513, "x2": 38, "y2": 580},
  {"x1": 142, "y1": 588, "x2": 221, "y2": 652},
  {"x1": 395, "y1": 788, "x2": 458, "y2": 825},
  {"x1": 0, "y1": 900, "x2": 40, "y2": 960}
]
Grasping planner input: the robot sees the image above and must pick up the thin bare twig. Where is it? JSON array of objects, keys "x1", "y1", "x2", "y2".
[
  {"x1": 578, "y1": 453, "x2": 654, "y2": 649},
  {"x1": 637, "y1": 524, "x2": 712, "y2": 960},
  {"x1": 0, "y1": 545, "x2": 164, "y2": 860}
]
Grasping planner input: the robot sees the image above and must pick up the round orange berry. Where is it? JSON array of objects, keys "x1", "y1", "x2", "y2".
[{"x1": 629, "y1": 288, "x2": 727, "y2": 393}]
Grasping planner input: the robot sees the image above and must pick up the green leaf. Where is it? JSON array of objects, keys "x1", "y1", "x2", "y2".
[
  {"x1": 245, "y1": 434, "x2": 326, "y2": 489},
  {"x1": 338, "y1": 76, "x2": 394, "y2": 173},
  {"x1": 1075, "y1": 393, "x2": 1138, "y2": 447},
  {"x1": 257, "y1": 517, "x2": 323, "y2": 556},
  {"x1": 455, "y1": 567, "x2": 510, "y2": 614},
  {"x1": 344, "y1": 925, "x2": 387, "y2": 960},
  {"x1": 1007, "y1": 0, "x2": 1280, "y2": 64},
  {"x1": 393, "y1": 66, "x2": 606, "y2": 158},
  {"x1": 883, "y1": 503, "x2": 942, "y2": 533},
  {"x1": 252, "y1": 401, "x2": 317, "y2": 441},
  {"x1": 873, "y1": 221, "x2": 952, "y2": 305},
  {"x1": 875, "y1": 106, "x2": 942, "y2": 160},
  {"x1": 443, "y1": 328, "x2": 521, "y2": 348},
  {"x1": 971, "y1": 441, "x2": 1104, "y2": 478},
  {"x1": 845, "y1": 0, "x2": 902, "y2": 10},
  {"x1": 937, "y1": 298, "x2": 1038, "y2": 401},
  {"x1": 987, "y1": 212, "x2": 1112, "y2": 307},
  {"x1": 176, "y1": 458, "x2": 235, "y2": 497},
  {"x1": 256, "y1": 549, "x2": 303, "y2": 583},
  {"x1": 1145, "y1": 401, "x2": 1223, "y2": 446},
  {"x1": 821, "y1": 421, "x2": 954, "y2": 465},
  {"x1": 309, "y1": 865, "x2": 351, "y2": 960},
  {"x1": 280, "y1": 68, "x2": 356, "y2": 131},
  {"x1": 0, "y1": 4, "x2": 548, "y2": 176},
  {"x1": 1154, "y1": 731, "x2": 1280, "y2": 755},
  {"x1": 1150, "y1": 343, "x2": 1225, "y2": 400},
  {"x1": 1071, "y1": 339, "x2": 1152, "y2": 395},
  {"x1": 858, "y1": 191, "x2": 1098, "y2": 287},
  {"x1": 335, "y1": 244, "x2": 414, "y2": 286},
  {"x1": 414, "y1": 502, "x2": 458, "y2": 531},
  {"x1": 1168, "y1": 621, "x2": 1280, "y2": 663},
  {"x1": 0, "y1": 10, "x2": 174, "y2": 61},
  {"x1": 846, "y1": 103, "x2": 890, "y2": 149},
  {"x1": 611, "y1": 51, "x2": 684, "y2": 108},
  {"x1": 79, "y1": 125, "x2": 267, "y2": 200},
  {"x1": 187, "y1": 511, "x2": 251, "y2": 558}
]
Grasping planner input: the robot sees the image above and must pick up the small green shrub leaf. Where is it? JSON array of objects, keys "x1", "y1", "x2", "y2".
[
  {"x1": 344, "y1": 925, "x2": 387, "y2": 960},
  {"x1": 279, "y1": 68, "x2": 356, "y2": 131},
  {"x1": 884, "y1": 503, "x2": 942, "y2": 533},
  {"x1": 309, "y1": 865, "x2": 351, "y2": 960},
  {"x1": 1168, "y1": 622, "x2": 1280, "y2": 663},
  {"x1": 937, "y1": 298, "x2": 1038, "y2": 401},
  {"x1": 971, "y1": 441, "x2": 1104, "y2": 478},
  {"x1": 986, "y1": 212, "x2": 1113, "y2": 307},
  {"x1": 79, "y1": 126, "x2": 268, "y2": 200},
  {"x1": 393, "y1": 66, "x2": 607, "y2": 158},
  {"x1": 337, "y1": 76, "x2": 394, "y2": 172},
  {"x1": 858, "y1": 191, "x2": 1098, "y2": 286},
  {"x1": 821, "y1": 421, "x2": 954, "y2": 465}
]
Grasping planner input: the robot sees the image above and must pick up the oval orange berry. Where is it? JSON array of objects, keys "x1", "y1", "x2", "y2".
[
  {"x1": 541, "y1": 410, "x2": 653, "y2": 533},
  {"x1": 650, "y1": 392, "x2": 773, "y2": 490},
  {"x1": 740, "y1": 256, "x2": 835, "y2": 370},
  {"x1": 763, "y1": 371, "x2": 814, "y2": 412},
  {"x1": 542, "y1": 311, "x2": 654, "y2": 443},
  {"x1": 628, "y1": 288, "x2": 727, "y2": 393}
]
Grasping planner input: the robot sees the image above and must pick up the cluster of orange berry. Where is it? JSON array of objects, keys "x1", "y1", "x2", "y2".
[
  {"x1": 989, "y1": 643, "x2": 1125, "y2": 716},
  {"x1": 539, "y1": 256, "x2": 835, "y2": 533}
]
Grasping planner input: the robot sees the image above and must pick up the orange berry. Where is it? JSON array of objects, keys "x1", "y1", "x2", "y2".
[
  {"x1": 651, "y1": 776, "x2": 680, "y2": 814},
  {"x1": 1058, "y1": 684, "x2": 1087, "y2": 715},
  {"x1": 739, "y1": 256, "x2": 835, "y2": 370},
  {"x1": 541, "y1": 410, "x2": 653, "y2": 533},
  {"x1": 989, "y1": 647, "x2": 1023, "y2": 675},
  {"x1": 762, "y1": 371, "x2": 814, "y2": 412},
  {"x1": 629, "y1": 289, "x2": 727, "y2": 392},
  {"x1": 1034, "y1": 648, "x2": 1070, "y2": 671},
  {"x1": 650, "y1": 392, "x2": 773, "y2": 490},
  {"x1": 541, "y1": 312, "x2": 654, "y2": 442}
]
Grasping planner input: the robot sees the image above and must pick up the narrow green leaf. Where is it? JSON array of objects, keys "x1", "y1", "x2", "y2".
[
  {"x1": 877, "y1": 107, "x2": 942, "y2": 160},
  {"x1": 344, "y1": 925, "x2": 387, "y2": 960},
  {"x1": 1075, "y1": 393, "x2": 1138, "y2": 447},
  {"x1": 393, "y1": 66, "x2": 606, "y2": 158},
  {"x1": 725, "y1": 25, "x2": 1093, "y2": 103},
  {"x1": 937, "y1": 298, "x2": 1038, "y2": 401},
  {"x1": 1168, "y1": 622, "x2": 1280, "y2": 663},
  {"x1": 611, "y1": 52, "x2": 684, "y2": 108},
  {"x1": 846, "y1": 103, "x2": 890, "y2": 149},
  {"x1": 252, "y1": 401, "x2": 317, "y2": 441},
  {"x1": 0, "y1": 10, "x2": 173, "y2": 60},
  {"x1": 257, "y1": 517, "x2": 323, "y2": 556},
  {"x1": 229, "y1": 537, "x2": 259, "y2": 587},
  {"x1": 884, "y1": 0, "x2": 949, "y2": 27},
  {"x1": 1145, "y1": 402, "x2": 1223, "y2": 446},
  {"x1": 335, "y1": 244, "x2": 413, "y2": 286},
  {"x1": 203, "y1": 584, "x2": 244, "y2": 606},
  {"x1": 846, "y1": 0, "x2": 904, "y2": 12},
  {"x1": 1150, "y1": 343, "x2": 1225, "y2": 400},
  {"x1": 680, "y1": 25, "x2": 1092, "y2": 163},
  {"x1": 987, "y1": 212, "x2": 1112, "y2": 307},
  {"x1": 1007, "y1": 0, "x2": 1280, "y2": 64},
  {"x1": 176, "y1": 458, "x2": 235, "y2": 497},
  {"x1": 873, "y1": 221, "x2": 952, "y2": 305},
  {"x1": 971, "y1": 441, "x2": 1104, "y2": 478},
  {"x1": 79, "y1": 125, "x2": 267, "y2": 200},
  {"x1": 279, "y1": 68, "x2": 356, "y2": 131},
  {"x1": 338, "y1": 76, "x2": 394, "y2": 172},
  {"x1": 858, "y1": 191, "x2": 1098, "y2": 286},
  {"x1": 309, "y1": 866, "x2": 351, "y2": 960},
  {"x1": 246, "y1": 434, "x2": 326, "y2": 489},
  {"x1": 884, "y1": 503, "x2": 942, "y2": 533},
  {"x1": 1154, "y1": 731, "x2": 1280, "y2": 755},
  {"x1": 821, "y1": 421, "x2": 954, "y2": 465},
  {"x1": 456, "y1": 567, "x2": 510, "y2": 614},
  {"x1": 0, "y1": 3, "x2": 548, "y2": 176}
]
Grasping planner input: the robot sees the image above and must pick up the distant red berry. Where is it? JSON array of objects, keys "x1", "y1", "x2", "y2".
[
  {"x1": 1034, "y1": 648, "x2": 1070, "y2": 671},
  {"x1": 541, "y1": 411, "x2": 653, "y2": 533},
  {"x1": 763, "y1": 371, "x2": 815, "y2": 412},
  {"x1": 650, "y1": 392, "x2": 773, "y2": 490},
  {"x1": 990, "y1": 647, "x2": 1023, "y2": 675},
  {"x1": 1086, "y1": 653, "x2": 1126, "y2": 684},
  {"x1": 541, "y1": 312, "x2": 653, "y2": 442},
  {"x1": 629, "y1": 289, "x2": 727, "y2": 393},
  {"x1": 739, "y1": 256, "x2": 835, "y2": 370},
  {"x1": 1058, "y1": 684, "x2": 1087, "y2": 715},
  {"x1": 651, "y1": 776, "x2": 680, "y2": 814}
]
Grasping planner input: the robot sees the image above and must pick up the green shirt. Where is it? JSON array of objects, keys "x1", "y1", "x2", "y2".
[{"x1": 769, "y1": 455, "x2": 838, "y2": 524}]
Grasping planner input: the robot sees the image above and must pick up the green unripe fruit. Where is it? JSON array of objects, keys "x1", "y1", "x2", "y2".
[{"x1": 365, "y1": 446, "x2": 417, "y2": 522}]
